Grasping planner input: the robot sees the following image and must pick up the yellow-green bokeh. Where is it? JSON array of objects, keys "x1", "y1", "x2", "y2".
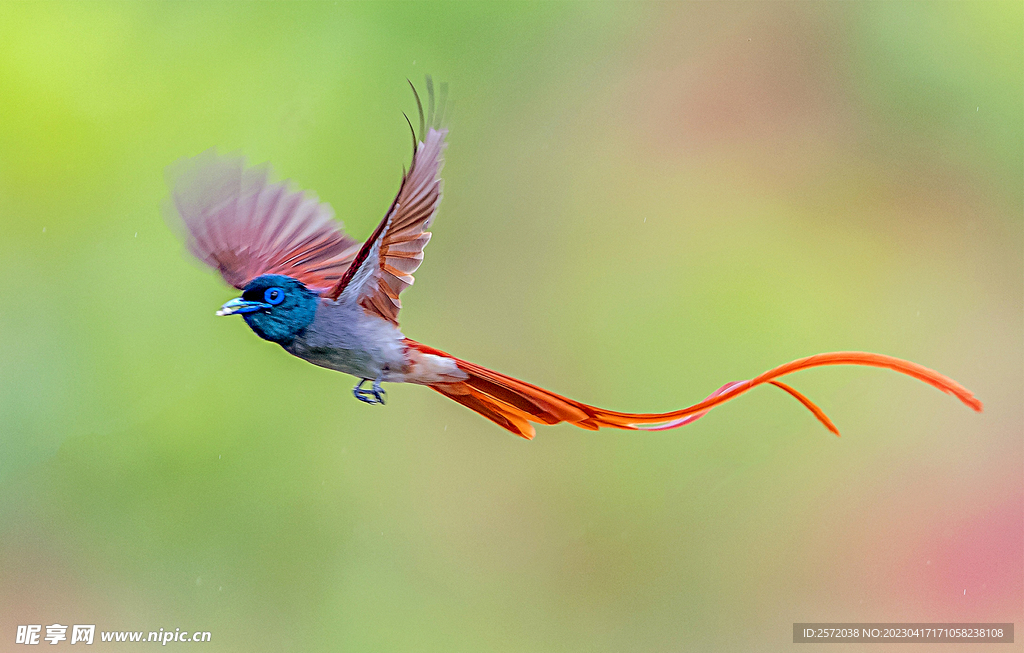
[{"x1": 1, "y1": 3, "x2": 1020, "y2": 651}]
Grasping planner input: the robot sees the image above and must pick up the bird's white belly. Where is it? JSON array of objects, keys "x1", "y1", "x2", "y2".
[{"x1": 284, "y1": 300, "x2": 410, "y2": 381}]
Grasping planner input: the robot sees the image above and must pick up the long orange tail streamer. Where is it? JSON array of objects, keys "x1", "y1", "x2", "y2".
[{"x1": 406, "y1": 340, "x2": 982, "y2": 440}]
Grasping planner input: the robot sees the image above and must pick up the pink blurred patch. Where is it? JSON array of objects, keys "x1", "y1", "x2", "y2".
[
  {"x1": 902, "y1": 492, "x2": 1023, "y2": 619},
  {"x1": 620, "y1": 5, "x2": 853, "y2": 156}
]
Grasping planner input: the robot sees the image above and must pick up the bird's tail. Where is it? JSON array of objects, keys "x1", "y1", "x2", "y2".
[{"x1": 404, "y1": 340, "x2": 982, "y2": 440}]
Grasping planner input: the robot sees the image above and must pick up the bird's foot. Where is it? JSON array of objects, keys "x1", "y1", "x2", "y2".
[{"x1": 353, "y1": 378, "x2": 387, "y2": 405}]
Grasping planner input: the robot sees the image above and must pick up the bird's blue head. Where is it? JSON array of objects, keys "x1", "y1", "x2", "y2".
[{"x1": 217, "y1": 274, "x2": 318, "y2": 345}]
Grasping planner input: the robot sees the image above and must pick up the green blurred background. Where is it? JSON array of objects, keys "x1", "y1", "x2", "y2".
[{"x1": 1, "y1": 2, "x2": 1020, "y2": 651}]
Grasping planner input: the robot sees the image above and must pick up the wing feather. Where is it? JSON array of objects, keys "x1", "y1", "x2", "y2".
[
  {"x1": 325, "y1": 77, "x2": 449, "y2": 325},
  {"x1": 167, "y1": 149, "x2": 361, "y2": 291}
]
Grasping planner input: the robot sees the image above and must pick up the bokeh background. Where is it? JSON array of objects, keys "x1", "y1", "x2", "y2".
[{"x1": 1, "y1": 2, "x2": 1020, "y2": 651}]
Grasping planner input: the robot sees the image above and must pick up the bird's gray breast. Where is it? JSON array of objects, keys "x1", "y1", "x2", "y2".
[{"x1": 283, "y1": 299, "x2": 408, "y2": 380}]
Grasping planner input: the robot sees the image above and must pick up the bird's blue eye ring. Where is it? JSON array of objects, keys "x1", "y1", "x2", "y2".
[{"x1": 264, "y1": 287, "x2": 285, "y2": 305}]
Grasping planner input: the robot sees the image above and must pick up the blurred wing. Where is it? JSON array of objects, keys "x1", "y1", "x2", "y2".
[
  {"x1": 325, "y1": 78, "x2": 448, "y2": 325},
  {"x1": 167, "y1": 149, "x2": 362, "y2": 292}
]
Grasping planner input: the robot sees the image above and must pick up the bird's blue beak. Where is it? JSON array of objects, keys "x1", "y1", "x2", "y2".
[{"x1": 216, "y1": 297, "x2": 271, "y2": 316}]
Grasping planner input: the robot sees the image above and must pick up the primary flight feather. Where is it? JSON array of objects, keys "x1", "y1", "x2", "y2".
[{"x1": 168, "y1": 77, "x2": 982, "y2": 439}]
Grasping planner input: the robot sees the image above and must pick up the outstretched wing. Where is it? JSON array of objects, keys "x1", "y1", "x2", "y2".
[
  {"x1": 167, "y1": 149, "x2": 362, "y2": 292},
  {"x1": 325, "y1": 77, "x2": 448, "y2": 324}
]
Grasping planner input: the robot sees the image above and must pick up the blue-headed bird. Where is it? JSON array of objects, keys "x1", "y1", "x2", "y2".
[{"x1": 166, "y1": 78, "x2": 981, "y2": 439}]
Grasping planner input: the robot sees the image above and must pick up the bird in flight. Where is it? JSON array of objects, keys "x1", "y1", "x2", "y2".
[{"x1": 167, "y1": 78, "x2": 982, "y2": 439}]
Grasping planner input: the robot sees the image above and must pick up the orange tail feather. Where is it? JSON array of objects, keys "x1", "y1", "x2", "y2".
[{"x1": 406, "y1": 340, "x2": 982, "y2": 440}]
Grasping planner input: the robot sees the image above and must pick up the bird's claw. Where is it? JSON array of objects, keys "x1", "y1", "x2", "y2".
[{"x1": 353, "y1": 379, "x2": 387, "y2": 405}]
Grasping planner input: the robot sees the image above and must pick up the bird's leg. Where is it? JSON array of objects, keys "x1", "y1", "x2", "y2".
[
  {"x1": 370, "y1": 376, "x2": 386, "y2": 405},
  {"x1": 352, "y1": 377, "x2": 387, "y2": 405},
  {"x1": 353, "y1": 379, "x2": 376, "y2": 404}
]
